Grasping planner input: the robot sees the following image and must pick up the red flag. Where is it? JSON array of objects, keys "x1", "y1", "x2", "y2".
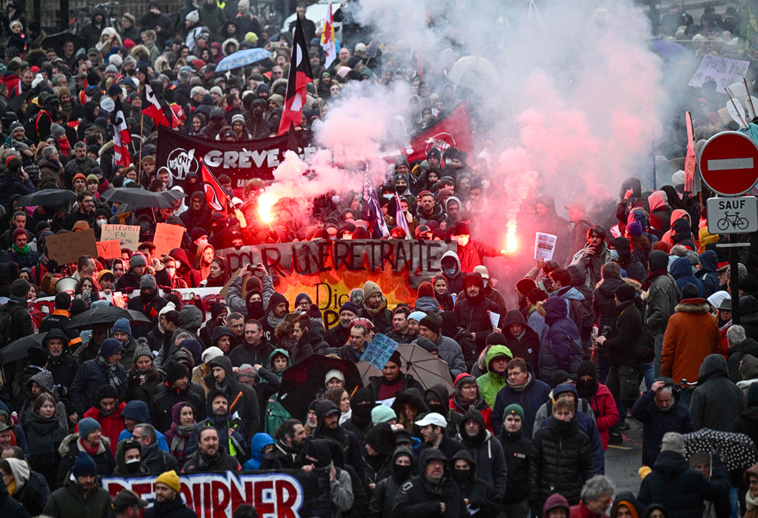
[
  {"x1": 200, "y1": 160, "x2": 228, "y2": 214},
  {"x1": 405, "y1": 102, "x2": 473, "y2": 164},
  {"x1": 113, "y1": 98, "x2": 131, "y2": 167},
  {"x1": 278, "y1": 18, "x2": 314, "y2": 136},
  {"x1": 142, "y1": 82, "x2": 177, "y2": 128}
]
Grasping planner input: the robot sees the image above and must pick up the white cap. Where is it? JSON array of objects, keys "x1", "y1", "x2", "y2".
[
  {"x1": 415, "y1": 412, "x2": 447, "y2": 428},
  {"x1": 325, "y1": 369, "x2": 344, "y2": 384},
  {"x1": 473, "y1": 265, "x2": 489, "y2": 279}
]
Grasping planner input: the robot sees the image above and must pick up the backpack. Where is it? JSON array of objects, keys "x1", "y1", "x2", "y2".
[
  {"x1": 264, "y1": 394, "x2": 291, "y2": 436},
  {"x1": 0, "y1": 308, "x2": 14, "y2": 347}
]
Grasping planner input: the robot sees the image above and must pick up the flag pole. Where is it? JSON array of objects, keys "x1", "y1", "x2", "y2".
[
  {"x1": 138, "y1": 112, "x2": 145, "y2": 185},
  {"x1": 313, "y1": 87, "x2": 324, "y2": 120},
  {"x1": 199, "y1": 156, "x2": 234, "y2": 215}
]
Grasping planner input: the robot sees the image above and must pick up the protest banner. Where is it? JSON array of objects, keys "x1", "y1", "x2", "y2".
[
  {"x1": 96, "y1": 239, "x2": 121, "y2": 260},
  {"x1": 154, "y1": 223, "x2": 185, "y2": 258},
  {"x1": 361, "y1": 333, "x2": 399, "y2": 370},
  {"x1": 45, "y1": 229, "x2": 98, "y2": 264},
  {"x1": 217, "y1": 239, "x2": 457, "y2": 328},
  {"x1": 156, "y1": 127, "x2": 316, "y2": 195},
  {"x1": 101, "y1": 224, "x2": 141, "y2": 250},
  {"x1": 102, "y1": 469, "x2": 331, "y2": 518},
  {"x1": 534, "y1": 233, "x2": 558, "y2": 261},
  {"x1": 688, "y1": 55, "x2": 751, "y2": 91}
]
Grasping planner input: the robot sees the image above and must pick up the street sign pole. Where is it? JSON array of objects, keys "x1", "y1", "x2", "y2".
[{"x1": 717, "y1": 241, "x2": 751, "y2": 324}]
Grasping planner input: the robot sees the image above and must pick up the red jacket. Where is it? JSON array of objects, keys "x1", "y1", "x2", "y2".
[
  {"x1": 584, "y1": 382, "x2": 619, "y2": 450},
  {"x1": 456, "y1": 239, "x2": 502, "y2": 273},
  {"x1": 570, "y1": 501, "x2": 608, "y2": 518},
  {"x1": 449, "y1": 395, "x2": 493, "y2": 432},
  {"x1": 77, "y1": 402, "x2": 127, "y2": 455}
]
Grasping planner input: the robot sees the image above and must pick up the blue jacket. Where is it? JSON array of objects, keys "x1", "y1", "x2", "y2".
[
  {"x1": 491, "y1": 366, "x2": 550, "y2": 438},
  {"x1": 0, "y1": 172, "x2": 34, "y2": 213},
  {"x1": 242, "y1": 433, "x2": 275, "y2": 470},
  {"x1": 670, "y1": 257, "x2": 704, "y2": 297},
  {"x1": 695, "y1": 251, "x2": 720, "y2": 299},
  {"x1": 631, "y1": 382, "x2": 694, "y2": 467},
  {"x1": 0, "y1": 402, "x2": 30, "y2": 459},
  {"x1": 540, "y1": 297, "x2": 583, "y2": 382},
  {"x1": 69, "y1": 358, "x2": 128, "y2": 414}
]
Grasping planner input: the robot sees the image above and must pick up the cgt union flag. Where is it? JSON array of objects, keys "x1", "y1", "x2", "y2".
[
  {"x1": 113, "y1": 98, "x2": 131, "y2": 167},
  {"x1": 405, "y1": 102, "x2": 473, "y2": 163},
  {"x1": 278, "y1": 18, "x2": 314, "y2": 135},
  {"x1": 200, "y1": 159, "x2": 228, "y2": 214}
]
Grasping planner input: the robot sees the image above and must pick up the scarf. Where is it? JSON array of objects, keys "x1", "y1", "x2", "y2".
[
  {"x1": 642, "y1": 267, "x2": 669, "y2": 291},
  {"x1": 96, "y1": 354, "x2": 124, "y2": 391},
  {"x1": 12, "y1": 242, "x2": 30, "y2": 256},
  {"x1": 267, "y1": 312, "x2": 284, "y2": 330},
  {"x1": 170, "y1": 423, "x2": 194, "y2": 456},
  {"x1": 453, "y1": 393, "x2": 479, "y2": 412},
  {"x1": 747, "y1": 490, "x2": 758, "y2": 511},
  {"x1": 507, "y1": 372, "x2": 532, "y2": 392}
]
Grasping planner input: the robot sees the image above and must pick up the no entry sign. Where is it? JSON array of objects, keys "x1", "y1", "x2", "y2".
[{"x1": 699, "y1": 131, "x2": 758, "y2": 196}]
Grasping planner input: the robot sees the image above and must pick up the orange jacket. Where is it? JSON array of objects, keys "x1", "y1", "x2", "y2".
[{"x1": 661, "y1": 298, "x2": 721, "y2": 383}]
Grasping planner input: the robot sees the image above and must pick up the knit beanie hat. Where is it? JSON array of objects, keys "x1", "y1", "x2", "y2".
[
  {"x1": 486, "y1": 332, "x2": 507, "y2": 346},
  {"x1": 72, "y1": 451, "x2": 98, "y2": 478},
  {"x1": 660, "y1": 432, "x2": 685, "y2": 455},
  {"x1": 627, "y1": 221, "x2": 643, "y2": 237},
  {"x1": 576, "y1": 360, "x2": 597, "y2": 381},
  {"x1": 408, "y1": 311, "x2": 426, "y2": 322},
  {"x1": 615, "y1": 284, "x2": 636, "y2": 303},
  {"x1": 78, "y1": 417, "x2": 101, "y2": 441},
  {"x1": 550, "y1": 370, "x2": 571, "y2": 388},
  {"x1": 503, "y1": 403, "x2": 524, "y2": 420},
  {"x1": 363, "y1": 281, "x2": 382, "y2": 301},
  {"x1": 10, "y1": 278, "x2": 30, "y2": 298},
  {"x1": 99, "y1": 338, "x2": 123, "y2": 358},
  {"x1": 201, "y1": 346, "x2": 224, "y2": 364},
  {"x1": 96, "y1": 384, "x2": 119, "y2": 402},
  {"x1": 371, "y1": 404, "x2": 397, "y2": 425},
  {"x1": 164, "y1": 360, "x2": 189, "y2": 387},
  {"x1": 129, "y1": 252, "x2": 147, "y2": 268},
  {"x1": 12, "y1": 227, "x2": 27, "y2": 242},
  {"x1": 156, "y1": 470, "x2": 181, "y2": 493},
  {"x1": 112, "y1": 318, "x2": 132, "y2": 335},
  {"x1": 417, "y1": 282, "x2": 434, "y2": 298},
  {"x1": 339, "y1": 301, "x2": 359, "y2": 314},
  {"x1": 133, "y1": 341, "x2": 153, "y2": 362},
  {"x1": 139, "y1": 275, "x2": 157, "y2": 290},
  {"x1": 415, "y1": 337, "x2": 438, "y2": 353},
  {"x1": 419, "y1": 312, "x2": 442, "y2": 335},
  {"x1": 365, "y1": 422, "x2": 397, "y2": 456},
  {"x1": 648, "y1": 250, "x2": 669, "y2": 272}
]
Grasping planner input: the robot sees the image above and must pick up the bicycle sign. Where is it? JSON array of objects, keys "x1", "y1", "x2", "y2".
[{"x1": 707, "y1": 196, "x2": 758, "y2": 234}]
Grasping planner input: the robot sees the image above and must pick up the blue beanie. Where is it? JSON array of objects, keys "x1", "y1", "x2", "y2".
[
  {"x1": 72, "y1": 451, "x2": 98, "y2": 478},
  {"x1": 78, "y1": 417, "x2": 101, "y2": 441},
  {"x1": 295, "y1": 293, "x2": 312, "y2": 308},
  {"x1": 408, "y1": 311, "x2": 427, "y2": 322},
  {"x1": 339, "y1": 301, "x2": 359, "y2": 314},
  {"x1": 112, "y1": 318, "x2": 131, "y2": 336},
  {"x1": 100, "y1": 338, "x2": 123, "y2": 359}
]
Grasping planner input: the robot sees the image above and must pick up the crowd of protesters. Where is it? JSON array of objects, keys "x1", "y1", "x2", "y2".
[{"x1": 0, "y1": 1, "x2": 756, "y2": 518}]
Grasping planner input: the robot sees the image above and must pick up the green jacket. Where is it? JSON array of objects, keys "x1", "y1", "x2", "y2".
[
  {"x1": 476, "y1": 345, "x2": 513, "y2": 408},
  {"x1": 43, "y1": 480, "x2": 112, "y2": 518}
]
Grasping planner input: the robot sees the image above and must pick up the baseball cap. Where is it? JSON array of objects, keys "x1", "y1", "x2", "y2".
[
  {"x1": 473, "y1": 265, "x2": 489, "y2": 279},
  {"x1": 113, "y1": 490, "x2": 149, "y2": 512},
  {"x1": 564, "y1": 203, "x2": 585, "y2": 212},
  {"x1": 415, "y1": 412, "x2": 447, "y2": 428}
]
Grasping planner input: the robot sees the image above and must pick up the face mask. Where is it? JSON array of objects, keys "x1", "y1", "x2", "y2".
[
  {"x1": 394, "y1": 464, "x2": 413, "y2": 481},
  {"x1": 97, "y1": 219, "x2": 107, "y2": 226},
  {"x1": 395, "y1": 185, "x2": 405, "y2": 193},
  {"x1": 452, "y1": 469, "x2": 471, "y2": 483},
  {"x1": 383, "y1": 194, "x2": 393, "y2": 200},
  {"x1": 125, "y1": 459, "x2": 142, "y2": 474},
  {"x1": 331, "y1": 195, "x2": 340, "y2": 204},
  {"x1": 575, "y1": 379, "x2": 598, "y2": 400},
  {"x1": 444, "y1": 268, "x2": 456, "y2": 277},
  {"x1": 610, "y1": 249, "x2": 620, "y2": 261},
  {"x1": 427, "y1": 401, "x2": 445, "y2": 415}
]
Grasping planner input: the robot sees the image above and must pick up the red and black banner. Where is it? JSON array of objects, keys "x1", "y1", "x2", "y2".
[{"x1": 278, "y1": 18, "x2": 314, "y2": 135}]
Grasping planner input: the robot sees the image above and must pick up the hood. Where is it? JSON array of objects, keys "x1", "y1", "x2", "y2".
[
  {"x1": 502, "y1": 310, "x2": 527, "y2": 327},
  {"x1": 741, "y1": 354, "x2": 758, "y2": 381},
  {"x1": 171, "y1": 401, "x2": 191, "y2": 425},
  {"x1": 463, "y1": 272, "x2": 485, "y2": 303},
  {"x1": 266, "y1": 348, "x2": 290, "y2": 370},
  {"x1": 122, "y1": 400, "x2": 150, "y2": 423},
  {"x1": 567, "y1": 263, "x2": 588, "y2": 287},
  {"x1": 553, "y1": 383, "x2": 579, "y2": 405},
  {"x1": 315, "y1": 400, "x2": 341, "y2": 429},
  {"x1": 0, "y1": 401, "x2": 10, "y2": 421},
  {"x1": 177, "y1": 339, "x2": 202, "y2": 366},
  {"x1": 670, "y1": 256, "x2": 693, "y2": 279},
  {"x1": 5, "y1": 457, "x2": 29, "y2": 491},
  {"x1": 266, "y1": 292, "x2": 289, "y2": 316},
  {"x1": 391, "y1": 446, "x2": 415, "y2": 477},
  {"x1": 169, "y1": 248, "x2": 194, "y2": 269},
  {"x1": 178, "y1": 305, "x2": 203, "y2": 331},
  {"x1": 543, "y1": 493, "x2": 571, "y2": 518},
  {"x1": 649, "y1": 250, "x2": 669, "y2": 271},
  {"x1": 440, "y1": 250, "x2": 461, "y2": 277},
  {"x1": 619, "y1": 177, "x2": 642, "y2": 200},
  {"x1": 652, "y1": 450, "x2": 688, "y2": 477},
  {"x1": 426, "y1": 384, "x2": 450, "y2": 407},
  {"x1": 697, "y1": 354, "x2": 729, "y2": 384},
  {"x1": 29, "y1": 370, "x2": 55, "y2": 393},
  {"x1": 486, "y1": 345, "x2": 513, "y2": 370},
  {"x1": 418, "y1": 446, "x2": 448, "y2": 467},
  {"x1": 557, "y1": 286, "x2": 585, "y2": 302},
  {"x1": 208, "y1": 356, "x2": 235, "y2": 387},
  {"x1": 43, "y1": 328, "x2": 69, "y2": 348},
  {"x1": 648, "y1": 191, "x2": 668, "y2": 211},
  {"x1": 211, "y1": 326, "x2": 233, "y2": 345},
  {"x1": 747, "y1": 383, "x2": 758, "y2": 410},
  {"x1": 250, "y1": 433, "x2": 275, "y2": 462},
  {"x1": 535, "y1": 195, "x2": 557, "y2": 216},
  {"x1": 611, "y1": 492, "x2": 642, "y2": 518},
  {"x1": 450, "y1": 448, "x2": 476, "y2": 469},
  {"x1": 670, "y1": 208, "x2": 690, "y2": 226},
  {"x1": 698, "y1": 250, "x2": 718, "y2": 273},
  {"x1": 611, "y1": 237, "x2": 633, "y2": 261},
  {"x1": 628, "y1": 208, "x2": 649, "y2": 229},
  {"x1": 415, "y1": 296, "x2": 441, "y2": 314},
  {"x1": 458, "y1": 408, "x2": 487, "y2": 446},
  {"x1": 544, "y1": 296, "x2": 568, "y2": 324}
]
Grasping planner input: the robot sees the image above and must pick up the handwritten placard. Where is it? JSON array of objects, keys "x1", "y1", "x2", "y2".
[
  {"x1": 534, "y1": 233, "x2": 557, "y2": 262},
  {"x1": 101, "y1": 224, "x2": 140, "y2": 250},
  {"x1": 46, "y1": 229, "x2": 98, "y2": 264},
  {"x1": 154, "y1": 223, "x2": 184, "y2": 259},
  {"x1": 96, "y1": 239, "x2": 121, "y2": 260},
  {"x1": 360, "y1": 333, "x2": 399, "y2": 370},
  {"x1": 689, "y1": 55, "x2": 750, "y2": 91}
]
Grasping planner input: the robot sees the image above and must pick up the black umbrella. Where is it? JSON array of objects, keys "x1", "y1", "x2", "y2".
[
  {"x1": 101, "y1": 187, "x2": 173, "y2": 209},
  {"x1": 0, "y1": 333, "x2": 46, "y2": 365},
  {"x1": 43, "y1": 32, "x2": 87, "y2": 55},
  {"x1": 161, "y1": 190, "x2": 187, "y2": 203},
  {"x1": 66, "y1": 305, "x2": 152, "y2": 329},
  {"x1": 17, "y1": 189, "x2": 77, "y2": 207},
  {"x1": 684, "y1": 429, "x2": 758, "y2": 471},
  {"x1": 8, "y1": 90, "x2": 31, "y2": 113},
  {"x1": 277, "y1": 355, "x2": 362, "y2": 419}
]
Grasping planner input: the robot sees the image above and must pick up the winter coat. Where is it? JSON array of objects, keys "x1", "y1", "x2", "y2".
[
  {"x1": 638, "y1": 451, "x2": 730, "y2": 518},
  {"x1": 502, "y1": 311, "x2": 541, "y2": 376},
  {"x1": 584, "y1": 382, "x2": 619, "y2": 450},
  {"x1": 492, "y1": 367, "x2": 550, "y2": 437},
  {"x1": 689, "y1": 354, "x2": 745, "y2": 431},
  {"x1": 183, "y1": 445, "x2": 241, "y2": 473},
  {"x1": 456, "y1": 240, "x2": 502, "y2": 274},
  {"x1": 368, "y1": 373, "x2": 423, "y2": 402},
  {"x1": 449, "y1": 390, "x2": 493, "y2": 433},
  {"x1": 150, "y1": 381, "x2": 207, "y2": 433},
  {"x1": 43, "y1": 478, "x2": 112, "y2": 518},
  {"x1": 0, "y1": 297, "x2": 33, "y2": 344},
  {"x1": 80, "y1": 402, "x2": 126, "y2": 455},
  {"x1": 528, "y1": 417, "x2": 594, "y2": 507},
  {"x1": 439, "y1": 250, "x2": 466, "y2": 296},
  {"x1": 538, "y1": 408, "x2": 605, "y2": 475},
  {"x1": 141, "y1": 441, "x2": 179, "y2": 474},
  {"x1": 602, "y1": 300, "x2": 644, "y2": 368},
  {"x1": 56, "y1": 434, "x2": 116, "y2": 487},
  {"x1": 645, "y1": 272, "x2": 680, "y2": 335},
  {"x1": 429, "y1": 334, "x2": 466, "y2": 378},
  {"x1": 568, "y1": 216, "x2": 593, "y2": 264},
  {"x1": 392, "y1": 472, "x2": 467, "y2": 518},
  {"x1": 498, "y1": 428, "x2": 531, "y2": 504},
  {"x1": 369, "y1": 448, "x2": 415, "y2": 518},
  {"x1": 540, "y1": 297, "x2": 583, "y2": 381},
  {"x1": 631, "y1": 381, "x2": 695, "y2": 467},
  {"x1": 661, "y1": 298, "x2": 721, "y2": 384},
  {"x1": 46, "y1": 348, "x2": 80, "y2": 391},
  {"x1": 19, "y1": 370, "x2": 68, "y2": 430},
  {"x1": 313, "y1": 401, "x2": 366, "y2": 479},
  {"x1": 730, "y1": 384, "x2": 758, "y2": 449},
  {"x1": 228, "y1": 337, "x2": 274, "y2": 368},
  {"x1": 671, "y1": 257, "x2": 704, "y2": 297},
  {"x1": 127, "y1": 364, "x2": 166, "y2": 405},
  {"x1": 611, "y1": 237, "x2": 647, "y2": 282},
  {"x1": 571, "y1": 243, "x2": 613, "y2": 289},
  {"x1": 592, "y1": 277, "x2": 626, "y2": 332},
  {"x1": 69, "y1": 358, "x2": 127, "y2": 414},
  {"x1": 23, "y1": 411, "x2": 67, "y2": 489},
  {"x1": 0, "y1": 482, "x2": 28, "y2": 518},
  {"x1": 454, "y1": 272, "x2": 503, "y2": 352},
  {"x1": 696, "y1": 251, "x2": 721, "y2": 299},
  {"x1": 203, "y1": 356, "x2": 260, "y2": 441},
  {"x1": 457, "y1": 409, "x2": 507, "y2": 494},
  {"x1": 726, "y1": 338, "x2": 758, "y2": 383},
  {"x1": 143, "y1": 494, "x2": 198, "y2": 518},
  {"x1": 477, "y1": 345, "x2": 512, "y2": 408}
]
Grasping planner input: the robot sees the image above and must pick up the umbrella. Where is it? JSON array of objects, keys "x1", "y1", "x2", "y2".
[
  {"x1": 216, "y1": 48, "x2": 271, "y2": 72},
  {"x1": 447, "y1": 56, "x2": 499, "y2": 91},
  {"x1": 8, "y1": 90, "x2": 31, "y2": 112},
  {"x1": 17, "y1": 189, "x2": 77, "y2": 207},
  {"x1": 649, "y1": 38, "x2": 693, "y2": 61},
  {"x1": 683, "y1": 428, "x2": 758, "y2": 471},
  {"x1": 43, "y1": 32, "x2": 88, "y2": 55},
  {"x1": 0, "y1": 333, "x2": 46, "y2": 365},
  {"x1": 101, "y1": 187, "x2": 174, "y2": 209},
  {"x1": 356, "y1": 343, "x2": 453, "y2": 392},
  {"x1": 161, "y1": 190, "x2": 187, "y2": 203},
  {"x1": 66, "y1": 305, "x2": 152, "y2": 329},
  {"x1": 277, "y1": 355, "x2": 362, "y2": 419}
]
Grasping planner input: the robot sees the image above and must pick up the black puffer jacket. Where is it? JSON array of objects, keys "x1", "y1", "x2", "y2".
[
  {"x1": 368, "y1": 447, "x2": 414, "y2": 518},
  {"x1": 203, "y1": 355, "x2": 260, "y2": 441},
  {"x1": 527, "y1": 417, "x2": 593, "y2": 507},
  {"x1": 498, "y1": 427, "x2": 531, "y2": 504},
  {"x1": 602, "y1": 300, "x2": 643, "y2": 367},
  {"x1": 501, "y1": 310, "x2": 541, "y2": 376},
  {"x1": 638, "y1": 451, "x2": 730, "y2": 518},
  {"x1": 690, "y1": 354, "x2": 745, "y2": 432},
  {"x1": 393, "y1": 449, "x2": 467, "y2": 518},
  {"x1": 592, "y1": 276, "x2": 626, "y2": 331}
]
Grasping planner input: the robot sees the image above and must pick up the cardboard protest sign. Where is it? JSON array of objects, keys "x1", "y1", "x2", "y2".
[
  {"x1": 361, "y1": 333, "x2": 399, "y2": 370},
  {"x1": 96, "y1": 239, "x2": 121, "y2": 260},
  {"x1": 101, "y1": 224, "x2": 140, "y2": 250},
  {"x1": 45, "y1": 229, "x2": 98, "y2": 264},
  {"x1": 153, "y1": 223, "x2": 184, "y2": 259},
  {"x1": 689, "y1": 55, "x2": 750, "y2": 91},
  {"x1": 534, "y1": 233, "x2": 557, "y2": 261}
]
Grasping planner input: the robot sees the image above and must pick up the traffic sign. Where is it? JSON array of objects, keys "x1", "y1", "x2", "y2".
[
  {"x1": 699, "y1": 131, "x2": 758, "y2": 196},
  {"x1": 707, "y1": 196, "x2": 758, "y2": 234}
]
